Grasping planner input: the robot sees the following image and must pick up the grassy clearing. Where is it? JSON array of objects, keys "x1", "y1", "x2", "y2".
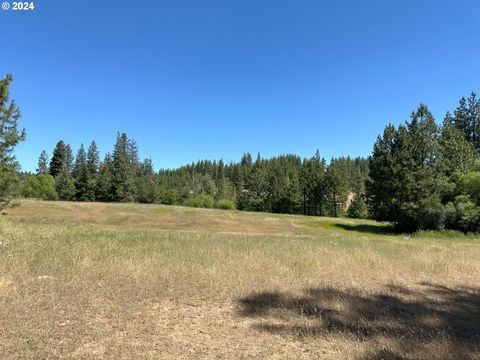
[{"x1": 1, "y1": 199, "x2": 479, "y2": 359}]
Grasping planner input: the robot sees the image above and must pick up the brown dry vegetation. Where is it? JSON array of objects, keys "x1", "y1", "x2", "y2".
[{"x1": 1, "y1": 199, "x2": 479, "y2": 359}]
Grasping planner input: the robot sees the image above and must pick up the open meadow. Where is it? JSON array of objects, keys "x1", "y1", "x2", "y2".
[{"x1": 1, "y1": 199, "x2": 479, "y2": 359}]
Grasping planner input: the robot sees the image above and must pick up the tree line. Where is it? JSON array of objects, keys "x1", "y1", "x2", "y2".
[
  {"x1": 20, "y1": 134, "x2": 370, "y2": 218},
  {"x1": 1, "y1": 74, "x2": 479, "y2": 232}
]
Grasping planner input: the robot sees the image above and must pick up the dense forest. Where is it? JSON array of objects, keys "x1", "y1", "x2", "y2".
[{"x1": 1, "y1": 74, "x2": 479, "y2": 232}]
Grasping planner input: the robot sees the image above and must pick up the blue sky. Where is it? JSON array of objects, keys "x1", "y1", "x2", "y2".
[{"x1": 1, "y1": 0, "x2": 479, "y2": 172}]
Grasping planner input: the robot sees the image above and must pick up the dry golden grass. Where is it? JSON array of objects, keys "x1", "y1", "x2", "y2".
[{"x1": 1, "y1": 199, "x2": 479, "y2": 359}]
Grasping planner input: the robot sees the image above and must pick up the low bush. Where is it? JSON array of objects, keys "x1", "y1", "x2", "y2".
[
  {"x1": 21, "y1": 174, "x2": 57, "y2": 200},
  {"x1": 215, "y1": 199, "x2": 236, "y2": 210},
  {"x1": 347, "y1": 195, "x2": 368, "y2": 219},
  {"x1": 185, "y1": 194, "x2": 214, "y2": 208}
]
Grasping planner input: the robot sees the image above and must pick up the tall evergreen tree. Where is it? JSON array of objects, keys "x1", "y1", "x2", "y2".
[
  {"x1": 73, "y1": 144, "x2": 87, "y2": 178},
  {"x1": 440, "y1": 118, "x2": 476, "y2": 176},
  {"x1": 312, "y1": 152, "x2": 327, "y2": 216},
  {"x1": 96, "y1": 153, "x2": 113, "y2": 201},
  {"x1": 451, "y1": 93, "x2": 480, "y2": 151},
  {"x1": 366, "y1": 124, "x2": 397, "y2": 221},
  {"x1": 300, "y1": 150, "x2": 326, "y2": 215},
  {"x1": 49, "y1": 140, "x2": 66, "y2": 177},
  {"x1": 64, "y1": 144, "x2": 74, "y2": 172},
  {"x1": 87, "y1": 140, "x2": 100, "y2": 176},
  {"x1": 73, "y1": 144, "x2": 95, "y2": 200},
  {"x1": 126, "y1": 138, "x2": 139, "y2": 163},
  {"x1": 112, "y1": 133, "x2": 137, "y2": 202},
  {"x1": 0, "y1": 74, "x2": 26, "y2": 209},
  {"x1": 55, "y1": 169, "x2": 75, "y2": 200},
  {"x1": 325, "y1": 160, "x2": 348, "y2": 217},
  {"x1": 300, "y1": 158, "x2": 312, "y2": 215},
  {"x1": 467, "y1": 92, "x2": 480, "y2": 150},
  {"x1": 452, "y1": 97, "x2": 469, "y2": 141},
  {"x1": 137, "y1": 158, "x2": 156, "y2": 203},
  {"x1": 368, "y1": 104, "x2": 447, "y2": 231},
  {"x1": 37, "y1": 150, "x2": 49, "y2": 174},
  {"x1": 141, "y1": 158, "x2": 154, "y2": 175},
  {"x1": 237, "y1": 160, "x2": 268, "y2": 211},
  {"x1": 240, "y1": 153, "x2": 253, "y2": 167}
]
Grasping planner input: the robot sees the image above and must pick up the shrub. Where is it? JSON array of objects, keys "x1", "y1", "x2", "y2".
[
  {"x1": 458, "y1": 171, "x2": 480, "y2": 206},
  {"x1": 347, "y1": 194, "x2": 368, "y2": 219},
  {"x1": 444, "y1": 202, "x2": 457, "y2": 229},
  {"x1": 454, "y1": 195, "x2": 480, "y2": 233},
  {"x1": 21, "y1": 174, "x2": 57, "y2": 200},
  {"x1": 185, "y1": 194, "x2": 214, "y2": 208},
  {"x1": 215, "y1": 199, "x2": 236, "y2": 210},
  {"x1": 414, "y1": 198, "x2": 447, "y2": 231},
  {"x1": 156, "y1": 188, "x2": 178, "y2": 205}
]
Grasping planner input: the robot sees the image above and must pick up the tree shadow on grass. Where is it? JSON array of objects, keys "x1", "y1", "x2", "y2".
[
  {"x1": 334, "y1": 223, "x2": 395, "y2": 235},
  {"x1": 238, "y1": 282, "x2": 480, "y2": 359}
]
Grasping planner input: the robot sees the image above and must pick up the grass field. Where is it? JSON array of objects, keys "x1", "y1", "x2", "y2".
[{"x1": 1, "y1": 199, "x2": 479, "y2": 359}]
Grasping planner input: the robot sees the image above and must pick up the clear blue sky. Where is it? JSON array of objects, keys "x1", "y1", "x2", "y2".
[{"x1": 2, "y1": 0, "x2": 479, "y2": 172}]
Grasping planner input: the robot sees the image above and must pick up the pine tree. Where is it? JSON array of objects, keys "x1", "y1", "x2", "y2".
[
  {"x1": 37, "y1": 150, "x2": 49, "y2": 174},
  {"x1": 440, "y1": 118, "x2": 476, "y2": 175},
  {"x1": 240, "y1": 153, "x2": 253, "y2": 167},
  {"x1": 347, "y1": 194, "x2": 368, "y2": 219},
  {"x1": 0, "y1": 74, "x2": 26, "y2": 209},
  {"x1": 112, "y1": 133, "x2": 137, "y2": 202},
  {"x1": 96, "y1": 153, "x2": 113, "y2": 201},
  {"x1": 368, "y1": 104, "x2": 447, "y2": 231},
  {"x1": 237, "y1": 161, "x2": 268, "y2": 211},
  {"x1": 452, "y1": 93, "x2": 480, "y2": 151},
  {"x1": 453, "y1": 97, "x2": 469, "y2": 140},
  {"x1": 137, "y1": 158, "x2": 156, "y2": 203},
  {"x1": 73, "y1": 144, "x2": 87, "y2": 178},
  {"x1": 141, "y1": 158, "x2": 154, "y2": 175},
  {"x1": 64, "y1": 144, "x2": 74, "y2": 172},
  {"x1": 55, "y1": 169, "x2": 75, "y2": 200},
  {"x1": 300, "y1": 158, "x2": 313, "y2": 215},
  {"x1": 325, "y1": 160, "x2": 348, "y2": 217},
  {"x1": 217, "y1": 159, "x2": 225, "y2": 180},
  {"x1": 467, "y1": 92, "x2": 480, "y2": 150},
  {"x1": 49, "y1": 140, "x2": 66, "y2": 177},
  {"x1": 300, "y1": 150, "x2": 326, "y2": 215},
  {"x1": 87, "y1": 140, "x2": 100, "y2": 177},
  {"x1": 73, "y1": 144, "x2": 95, "y2": 201},
  {"x1": 126, "y1": 139, "x2": 139, "y2": 164},
  {"x1": 366, "y1": 124, "x2": 397, "y2": 221}
]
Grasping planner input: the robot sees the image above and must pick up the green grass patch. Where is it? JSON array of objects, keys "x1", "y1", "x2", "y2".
[
  {"x1": 154, "y1": 206, "x2": 174, "y2": 214},
  {"x1": 414, "y1": 229, "x2": 480, "y2": 241}
]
